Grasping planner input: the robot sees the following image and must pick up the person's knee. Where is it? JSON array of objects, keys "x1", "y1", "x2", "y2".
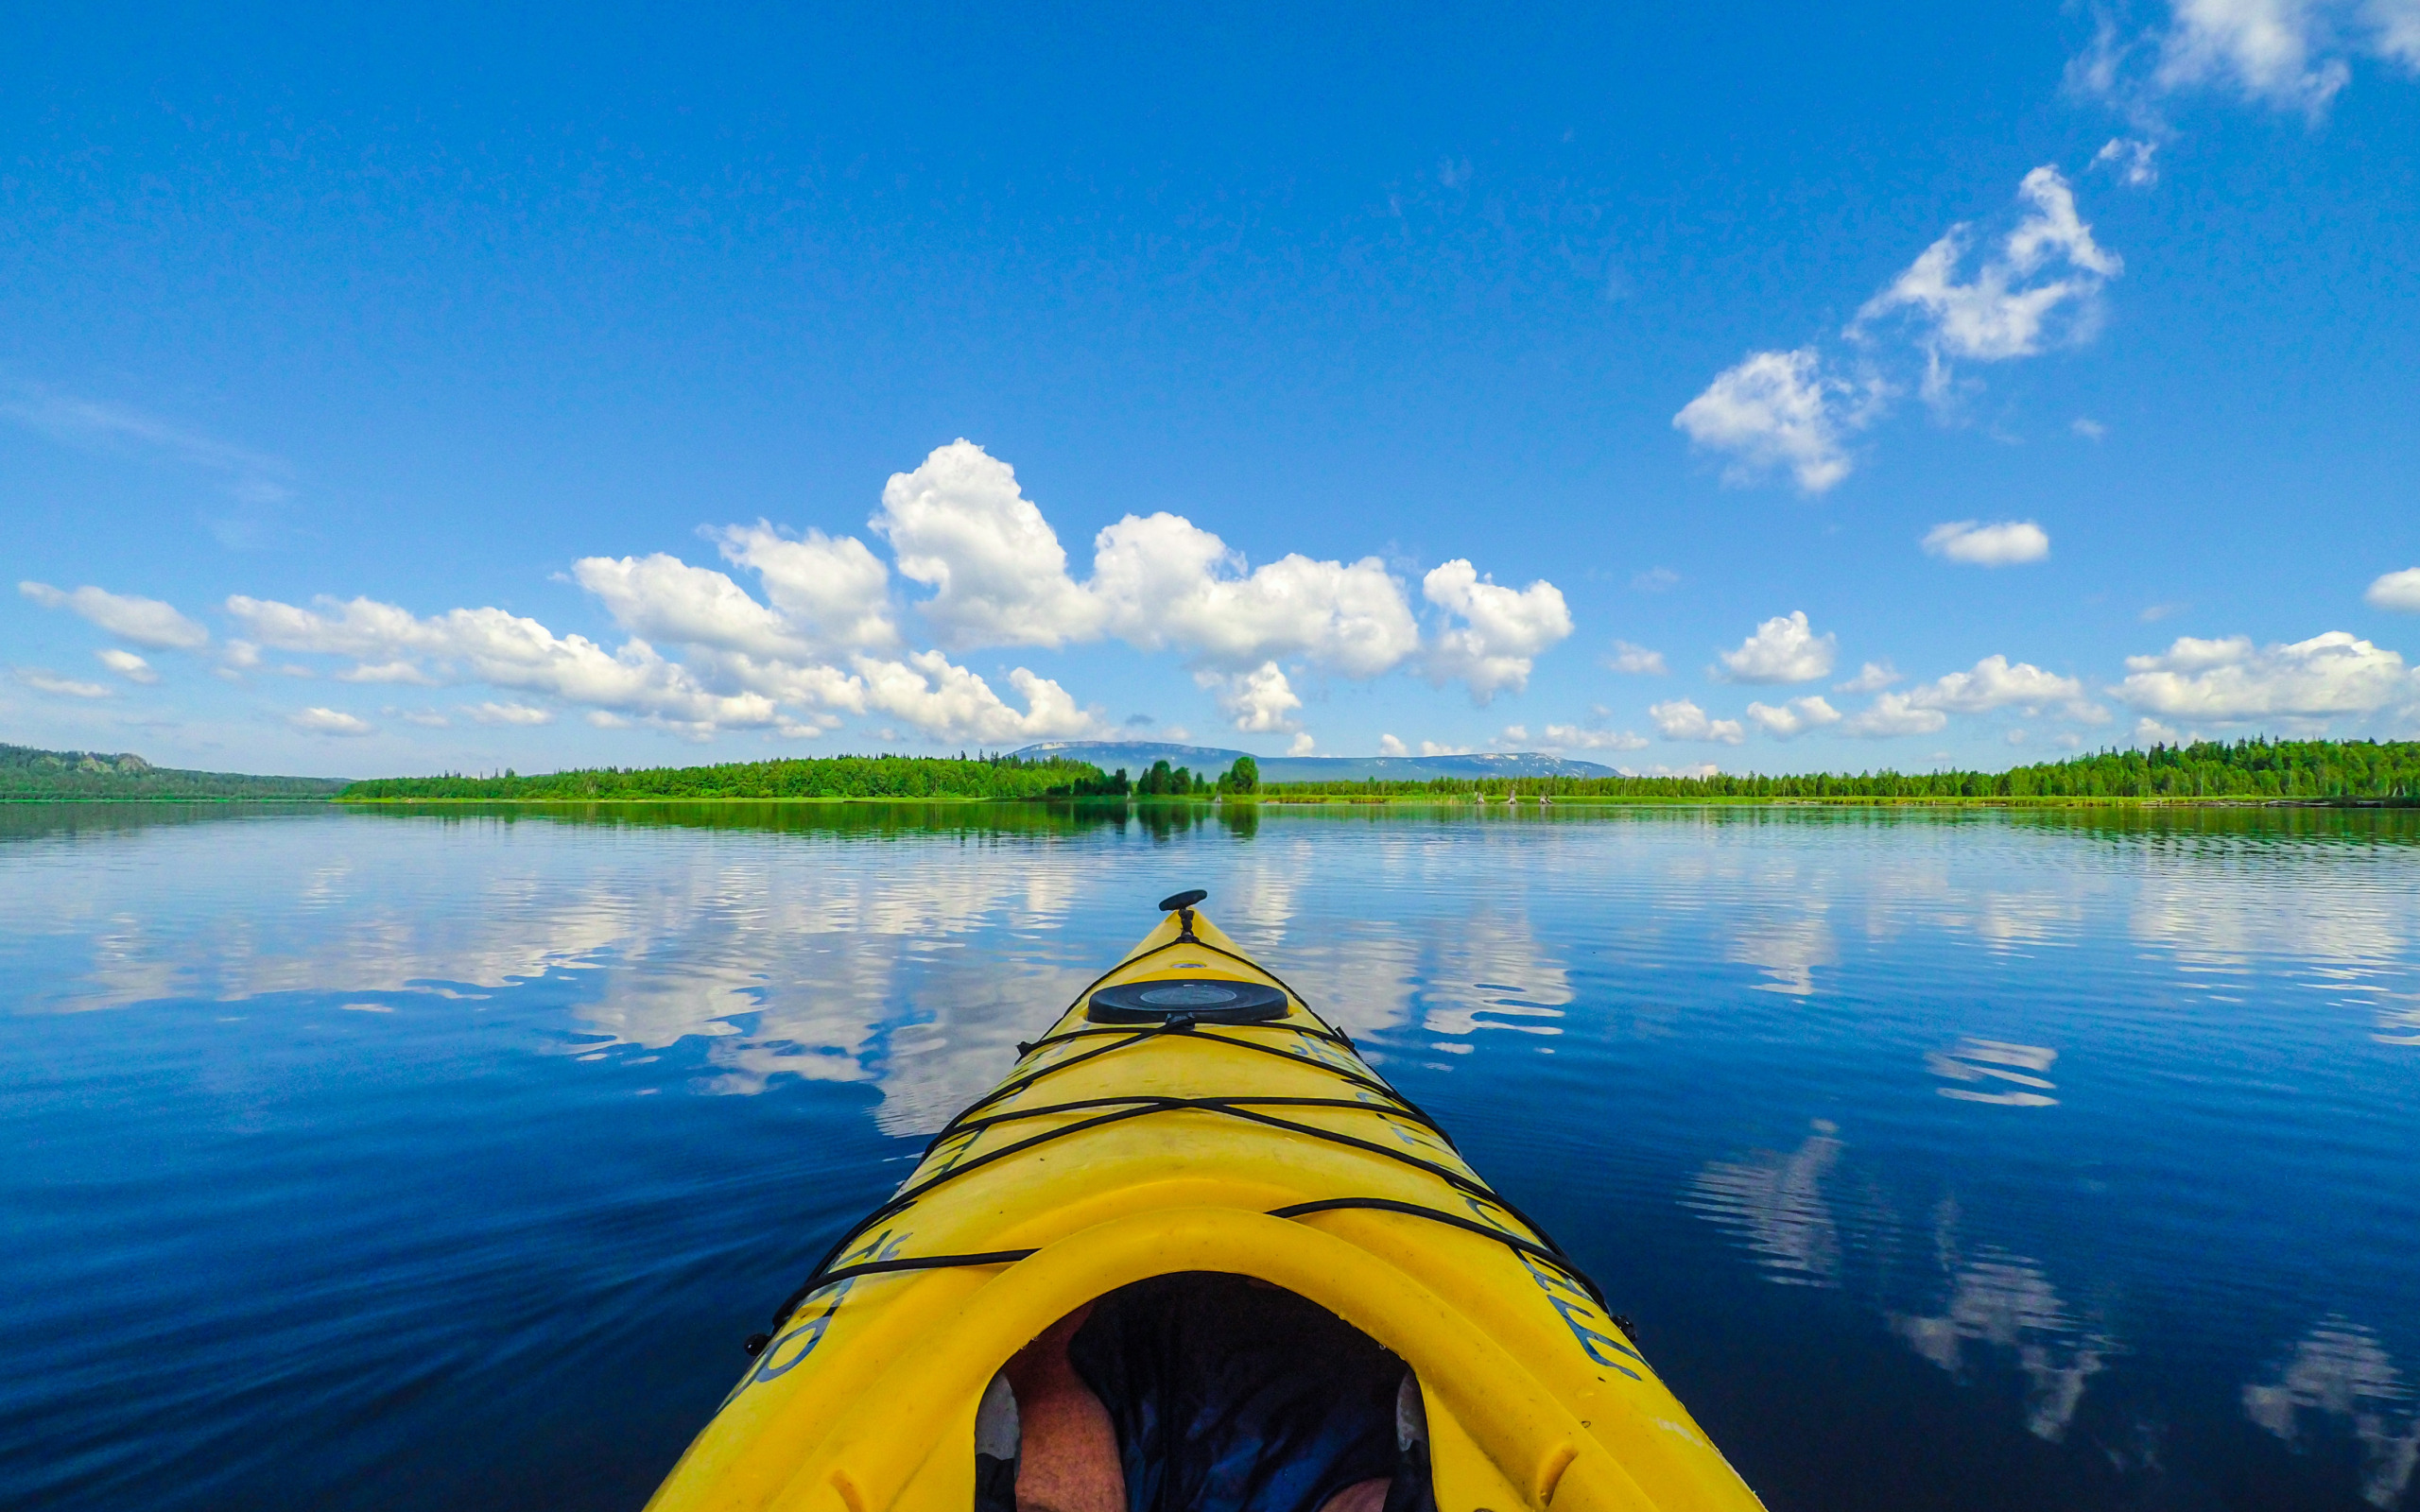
[
  {"x1": 1001, "y1": 1303, "x2": 1124, "y2": 1512},
  {"x1": 1317, "y1": 1477, "x2": 1392, "y2": 1512}
]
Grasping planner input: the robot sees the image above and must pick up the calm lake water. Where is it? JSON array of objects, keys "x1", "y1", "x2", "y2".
[{"x1": 5, "y1": 800, "x2": 2418, "y2": 1512}]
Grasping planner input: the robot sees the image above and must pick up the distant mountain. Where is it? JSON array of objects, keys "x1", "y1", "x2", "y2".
[
  {"x1": 0, "y1": 743, "x2": 349, "y2": 799},
  {"x1": 1259, "y1": 751, "x2": 1623, "y2": 782},
  {"x1": 1016, "y1": 740, "x2": 1255, "y2": 773},
  {"x1": 1011, "y1": 740, "x2": 1621, "y2": 783}
]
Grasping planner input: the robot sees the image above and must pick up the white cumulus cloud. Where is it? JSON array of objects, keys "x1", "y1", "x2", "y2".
[
  {"x1": 1923, "y1": 520, "x2": 2051, "y2": 566},
  {"x1": 187, "y1": 439, "x2": 1578, "y2": 748},
  {"x1": 289, "y1": 707, "x2": 373, "y2": 737},
  {"x1": 95, "y1": 648, "x2": 158, "y2": 684},
  {"x1": 2117, "y1": 631, "x2": 2418, "y2": 719},
  {"x1": 226, "y1": 593, "x2": 782, "y2": 732},
  {"x1": 1604, "y1": 640, "x2": 1668, "y2": 675},
  {"x1": 1834, "y1": 660, "x2": 1902, "y2": 694},
  {"x1": 1201, "y1": 662, "x2": 1305, "y2": 734},
  {"x1": 709, "y1": 522, "x2": 899, "y2": 649},
  {"x1": 855, "y1": 652, "x2": 1096, "y2": 744},
  {"x1": 873, "y1": 439, "x2": 1102, "y2": 649},
  {"x1": 1745, "y1": 696, "x2": 1843, "y2": 738},
  {"x1": 1091, "y1": 511, "x2": 1420, "y2": 678},
  {"x1": 1673, "y1": 348, "x2": 1868, "y2": 493},
  {"x1": 1855, "y1": 167, "x2": 2120, "y2": 386},
  {"x1": 1909, "y1": 655, "x2": 2101, "y2": 720},
  {"x1": 1651, "y1": 698, "x2": 1746, "y2": 745},
  {"x1": 2365, "y1": 568, "x2": 2420, "y2": 612},
  {"x1": 842, "y1": 440, "x2": 1541, "y2": 700},
  {"x1": 574, "y1": 553, "x2": 817, "y2": 662},
  {"x1": 1842, "y1": 693, "x2": 1951, "y2": 737},
  {"x1": 1718, "y1": 611, "x2": 1838, "y2": 684},
  {"x1": 1420, "y1": 560, "x2": 1573, "y2": 702},
  {"x1": 1378, "y1": 733, "x2": 1409, "y2": 757},
  {"x1": 20, "y1": 581, "x2": 211, "y2": 650}
]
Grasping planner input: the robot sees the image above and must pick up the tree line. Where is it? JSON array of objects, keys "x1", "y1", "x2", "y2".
[
  {"x1": 1258, "y1": 739, "x2": 2420, "y2": 801},
  {"x1": 339, "y1": 752, "x2": 1268, "y2": 801},
  {"x1": 339, "y1": 752, "x2": 1102, "y2": 801},
  {"x1": 340, "y1": 745, "x2": 1277, "y2": 798}
]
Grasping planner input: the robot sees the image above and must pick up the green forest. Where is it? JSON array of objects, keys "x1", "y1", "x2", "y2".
[
  {"x1": 338, "y1": 752, "x2": 1107, "y2": 801},
  {"x1": 338, "y1": 752, "x2": 1266, "y2": 801},
  {"x1": 1258, "y1": 739, "x2": 2420, "y2": 802},
  {"x1": 0, "y1": 744, "x2": 349, "y2": 799}
]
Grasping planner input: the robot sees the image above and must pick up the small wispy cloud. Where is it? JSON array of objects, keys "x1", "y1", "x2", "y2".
[
  {"x1": 2365, "y1": 568, "x2": 2420, "y2": 612},
  {"x1": 20, "y1": 581, "x2": 211, "y2": 649},
  {"x1": 95, "y1": 648, "x2": 159, "y2": 684},
  {"x1": 1542, "y1": 722, "x2": 1649, "y2": 751},
  {"x1": 1922, "y1": 520, "x2": 2051, "y2": 567},
  {"x1": 2, "y1": 386, "x2": 297, "y2": 545},
  {"x1": 288, "y1": 707, "x2": 374, "y2": 736},
  {"x1": 14, "y1": 666, "x2": 112, "y2": 698},
  {"x1": 1834, "y1": 660, "x2": 1901, "y2": 694},
  {"x1": 1603, "y1": 640, "x2": 1668, "y2": 675},
  {"x1": 2069, "y1": 0, "x2": 2420, "y2": 124},
  {"x1": 466, "y1": 701, "x2": 554, "y2": 727},
  {"x1": 2091, "y1": 137, "x2": 2160, "y2": 187},
  {"x1": 1678, "y1": 165, "x2": 2121, "y2": 490},
  {"x1": 1852, "y1": 167, "x2": 2121, "y2": 404}
]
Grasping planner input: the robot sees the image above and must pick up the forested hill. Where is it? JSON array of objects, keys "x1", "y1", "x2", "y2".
[
  {"x1": 1, "y1": 744, "x2": 350, "y2": 799},
  {"x1": 1267, "y1": 739, "x2": 2420, "y2": 800},
  {"x1": 337, "y1": 753, "x2": 1108, "y2": 801}
]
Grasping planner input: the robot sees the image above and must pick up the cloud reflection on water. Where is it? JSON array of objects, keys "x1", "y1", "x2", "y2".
[
  {"x1": 1685, "y1": 1120, "x2": 1850, "y2": 1287},
  {"x1": 1690, "y1": 1128, "x2": 2115, "y2": 1444},
  {"x1": 1892, "y1": 1197, "x2": 2114, "y2": 1444},
  {"x1": 1927, "y1": 1039, "x2": 2059, "y2": 1106},
  {"x1": 2245, "y1": 1316, "x2": 2420, "y2": 1509}
]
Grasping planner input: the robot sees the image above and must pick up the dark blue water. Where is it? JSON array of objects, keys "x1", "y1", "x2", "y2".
[{"x1": 6, "y1": 801, "x2": 2417, "y2": 1511}]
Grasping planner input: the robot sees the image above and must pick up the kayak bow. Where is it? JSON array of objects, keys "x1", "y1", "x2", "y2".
[{"x1": 647, "y1": 894, "x2": 1763, "y2": 1512}]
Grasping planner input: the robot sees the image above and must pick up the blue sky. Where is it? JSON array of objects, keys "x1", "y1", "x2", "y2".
[{"x1": 5, "y1": 2, "x2": 2417, "y2": 776}]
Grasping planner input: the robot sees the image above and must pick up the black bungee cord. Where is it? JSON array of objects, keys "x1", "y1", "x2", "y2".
[{"x1": 750, "y1": 895, "x2": 1617, "y2": 1355}]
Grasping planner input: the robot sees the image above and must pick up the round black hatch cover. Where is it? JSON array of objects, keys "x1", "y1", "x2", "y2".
[{"x1": 1086, "y1": 977, "x2": 1289, "y2": 1024}]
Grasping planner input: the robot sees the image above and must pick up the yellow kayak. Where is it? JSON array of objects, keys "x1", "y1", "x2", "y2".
[{"x1": 648, "y1": 893, "x2": 1764, "y2": 1512}]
